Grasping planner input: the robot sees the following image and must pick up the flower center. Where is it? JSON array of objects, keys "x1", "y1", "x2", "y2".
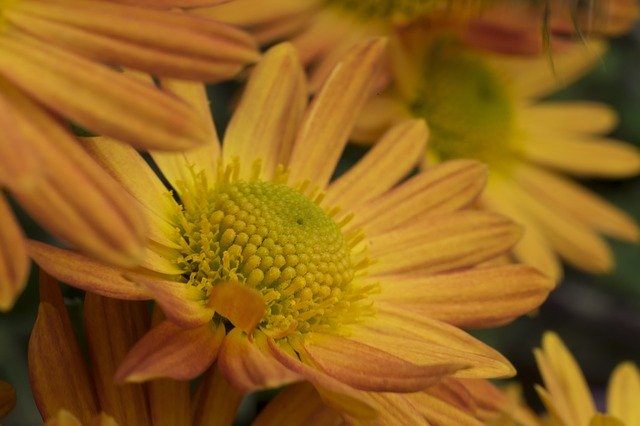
[
  {"x1": 323, "y1": 0, "x2": 487, "y2": 22},
  {"x1": 174, "y1": 165, "x2": 375, "y2": 339},
  {"x1": 409, "y1": 39, "x2": 516, "y2": 168}
]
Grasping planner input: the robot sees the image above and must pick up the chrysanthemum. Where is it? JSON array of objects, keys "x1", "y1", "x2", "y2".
[
  {"x1": 0, "y1": 0, "x2": 260, "y2": 310},
  {"x1": 534, "y1": 331, "x2": 640, "y2": 426},
  {"x1": 0, "y1": 379, "x2": 15, "y2": 419},
  {"x1": 29, "y1": 272, "x2": 240, "y2": 425},
  {"x1": 30, "y1": 39, "x2": 552, "y2": 418},
  {"x1": 354, "y1": 33, "x2": 640, "y2": 280}
]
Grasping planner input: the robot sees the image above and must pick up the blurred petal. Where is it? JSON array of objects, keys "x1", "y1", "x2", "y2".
[
  {"x1": 192, "y1": 366, "x2": 244, "y2": 426},
  {"x1": 589, "y1": 414, "x2": 625, "y2": 426},
  {"x1": 0, "y1": 380, "x2": 16, "y2": 418},
  {"x1": 116, "y1": 320, "x2": 224, "y2": 382},
  {"x1": 44, "y1": 410, "x2": 83, "y2": 426},
  {"x1": 148, "y1": 379, "x2": 191, "y2": 426},
  {"x1": 607, "y1": 362, "x2": 640, "y2": 426},
  {"x1": 0, "y1": 195, "x2": 29, "y2": 311}
]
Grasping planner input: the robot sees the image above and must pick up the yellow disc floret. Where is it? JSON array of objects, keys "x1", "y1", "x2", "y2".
[
  {"x1": 410, "y1": 38, "x2": 517, "y2": 169},
  {"x1": 174, "y1": 163, "x2": 375, "y2": 339}
]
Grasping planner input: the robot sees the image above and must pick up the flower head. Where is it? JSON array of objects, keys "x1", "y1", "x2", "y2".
[
  {"x1": 354, "y1": 31, "x2": 640, "y2": 280},
  {"x1": 0, "y1": 0, "x2": 260, "y2": 310},
  {"x1": 31, "y1": 39, "x2": 553, "y2": 419}
]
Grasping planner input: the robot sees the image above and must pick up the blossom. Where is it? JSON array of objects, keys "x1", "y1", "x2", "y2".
[
  {"x1": 0, "y1": 0, "x2": 260, "y2": 310},
  {"x1": 534, "y1": 331, "x2": 640, "y2": 426},
  {"x1": 353, "y1": 32, "x2": 640, "y2": 281},
  {"x1": 29, "y1": 272, "x2": 240, "y2": 425},
  {"x1": 30, "y1": 38, "x2": 553, "y2": 420}
]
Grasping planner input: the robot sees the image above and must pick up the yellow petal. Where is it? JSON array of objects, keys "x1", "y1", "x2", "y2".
[
  {"x1": 0, "y1": 380, "x2": 16, "y2": 418},
  {"x1": 191, "y1": 366, "x2": 244, "y2": 426},
  {"x1": 29, "y1": 241, "x2": 150, "y2": 300},
  {"x1": 115, "y1": 320, "x2": 224, "y2": 383},
  {"x1": 0, "y1": 35, "x2": 210, "y2": 150},
  {"x1": 513, "y1": 165, "x2": 639, "y2": 242},
  {"x1": 589, "y1": 414, "x2": 625, "y2": 426},
  {"x1": 44, "y1": 410, "x2": 83, "y2": 426},
  {"x1": 29, "y1": 280, "x2": 99, "y2": 422},
  {"x1": 217, "y1": 329, "x2": 301, "y2": 393},
  {"x1": 83, "y1": 294, "x2": 152, "y2": 425},
  {"x1": 253, "y1": 382, "x2": 343, "y2": 426},
  {"x1": 350, "y1": 160, "x2": 487, "y2": 235},
  {"x1": 301, "y1": 332, "x2": 466, "y2": 392},
  {"x1": 405, "y1": 392, "x2": 483, "y2": 426},
  {"x1": 126, "y1": 273, "x2": 214, "y2": 329},
  {"x1": 523, "y1": 101, "x2": 618, "y2": 135},
  {"x1": 368, "y1": 211, "x2": 521, "y2": 276},
  {"x1": 88, "y1": 413, "x2": 120, "y2": 426},
  {"x1": 325, "y1": 119, "x2": 427, "y2": 210},
  {"x1": 607, "y1": 362, "x2": 640, "y2": 425},
  {"x1": 535, "y1": 332, "x2": 596, "y2": 426},
  {"x1": 208, "y1": 281, "x2": 265, "y2": 335},
  {"x1": 374, "y1": 265, "x2": 552, "y2": 328},
  {"x1": 8, "y1": 0, "x2": 259, "y2": 80},
  {"x1": 0, "y1": 195, "x2": 29, "y2": 311},
  {"x1": 287, "y1": 38, "x2": 387, "y2": 188},
  {"x1": 223, "y1": 43, "x2": 307, "y2": 179}
]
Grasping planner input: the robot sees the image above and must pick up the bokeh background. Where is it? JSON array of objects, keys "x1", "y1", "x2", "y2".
[{"x1": 1, "y1": 24, "x2": 639, "y2": 426}]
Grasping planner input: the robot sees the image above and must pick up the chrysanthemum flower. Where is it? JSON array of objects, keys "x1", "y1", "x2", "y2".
[
  {"x1": 354, "y1": 32, "x2": 640, "y2": 280},
  {"x1": 0, "y1": 379, "x2": 15, "y2": 419},
  {"x1": 30, "y1": 39, "x2": 552, "y2": 417},
  {"x1": 0, "y1": 0, "x2": 260, "y2": 311},
  {"x1": 534, "y1": 331, "x2": 640, "y2": 426},
  {"x1": 29, "y1": 272, "x2": 242, "y2": 425}
]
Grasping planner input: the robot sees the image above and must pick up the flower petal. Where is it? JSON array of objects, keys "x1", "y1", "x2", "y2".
[
  {"x1": 0, "y1": 196, "x2": 29, "y2": 311},
  {"x1": 126, "y1": 272, "x2": 213, "y2": 329},
  {"x1": 209, "y1": 281, "x2": 266, "y2": 335},
  {"x1": 29, "y1": 241, "x2": 150, "y2": 300},
  {"x1": 368, "y1": 211, "x2": 521, "y2": 276},
  {"x1": 350, "y1": 160, "x2": 487, "y2": 235},
  {"x1": 0, "y1": 380, "x2": 16, "y2": 418},
  {"x1": 217, "y1": 329, "x2": 301, "y2": 393},
  {"x1": 607, "y1": 362, "x2": 640, "y2": 426},
  {"x1": 223, "y1": 43, "x2": 307, "y2": 179},
  {"x1": 589, "y1": 414, "x2": 625, "y2": 426},
  {"x1": 115, "y1": 320, "x2": 224, "y2": 382},
  {"x1": 404, "y1": 392, "x2": 483, "y2": 426},
  {"x1": 287, "y1": 38, "x2": 386, "y2": 188},
  {"x1": 300, "y1": 332, "x2": 466, "y2": 392},
  {"x1": 191, "y1": 366, "x2": 244, "y2": 426},
  {"x1": 374, "y1": 265, "x2": 552, "y2": 328},
  {"x1": 147, "y1": 379, "x2": 191, "y2": 426},
  {"x1": 44, "y1": 410, "x2": 83, "y2": 426},
  {"x1": 324, "y1": 119, "x2": 426, "y2": 210},
  {"x1": 83, "y1": 294, "x2": 153, "y2": 425}
]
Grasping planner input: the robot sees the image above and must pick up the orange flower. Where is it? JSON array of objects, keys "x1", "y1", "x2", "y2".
[
  {"x1": 0, "y1": 0, "x2": 260, "y2": 311},
  {"x1": 30, "y1": 39, "x2": 552, "y2": 419}
]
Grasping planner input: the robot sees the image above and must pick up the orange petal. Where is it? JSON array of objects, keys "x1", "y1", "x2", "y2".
[
  {"x1": 147, "y1": 379, "x2": 192, "y2": 426},
  {"x1": 191, "y1": 366, "x2": 244, "y2": 426},
  {"x1": 368, "y1": 211, "x2": 522, "y2": 276},
  {"x1": 288, "y1": 38, "x2": 387, "y2": 188},
  {"x1": 208, "y1": 281, "x2": 265, "y2": 335},
  {"x1": 350, "y1": 160, "x2": 487, "y2": 234},
  {"x1": 126, "y1": 273, "x2": 213, "y2": 328},
  {"x1": 374, "y1": 265, "x2": 553, "y2": 328},
  {"x1": 29, "y1": 241, "x2": 150, "y2": 300},
  {"x1": 301, "y1": 332, "x2": 466, "y2": 392},
  {"x1": 324, "y1": 119, "x2": 426, "y2": 210},
  {"x1": 29, "y1": 285, "x2": 98, "y2": 422},
  {"x1": 404, "y1": 392, "x2": 483, "y2": 426},
  {"x1": 0, "y1": 380, "x2": 16, "y2": 418},
  {"x1": 223, "y1": 42, "x2": 307, "y2": 179},
  {"x1": 0, "y1": 35, "x2": 210, "y2": 150},
  {"x1": 253, "y1": 382, "x2": 343, "y2": 426},
  {"x1": 115, "y1": 320, "x2": 224, "y2": 383},
  {"x1": 83, "y1": 294, "x2": 152, "y2": 425},
  {"x1": 0, "y1": 195, "x2": 29, "y2": 311},
  {"x1": 217, "y1": 329, "x2": 301, "y2": 393},
  {"x1": 44, "y1": 410, "x2": 83, "y2": 426}
]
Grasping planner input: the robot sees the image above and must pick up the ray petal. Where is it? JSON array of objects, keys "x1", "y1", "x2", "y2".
[
  {"x1": 0, "y1": 195, "x2": 29, "y2": 311},
  {"x1": 607, "y1": 362, "x2": 640, "y2": 426}
]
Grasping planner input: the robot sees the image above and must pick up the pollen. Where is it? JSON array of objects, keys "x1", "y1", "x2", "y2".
[
  {"x1": 409, "y1": 38, "x2": 517, "y2": 169},
  {"x1": 174, "y1": 163, "x2": 376, "y2": 339}
]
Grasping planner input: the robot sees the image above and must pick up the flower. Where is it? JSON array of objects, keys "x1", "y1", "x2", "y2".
[
  {"x1": 0, "y1": 0, "x2": 260, "y2": 310},
  {"x1": 0, "y1": 379, "x2": 15, "y2": 419},
  {"x1": 30, "y1": 38, "x2": 553, "y2": 419},
  {"x1": 29, "y1": 272, "x2": 240, "y2": 425},
  {"x1": 353, "y1": 32, "x2": 640, "y2": 281},
  {"x1": 534, "y1": 331, "x2": 640, "y2": 426}
]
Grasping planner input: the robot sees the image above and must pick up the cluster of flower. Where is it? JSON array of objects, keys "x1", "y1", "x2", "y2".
[{"x1": 0, "y1": 0, "x2": 638, "y2": 425}]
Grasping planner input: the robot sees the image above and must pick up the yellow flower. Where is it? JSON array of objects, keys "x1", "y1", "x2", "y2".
[
  {"x1": 29, "y1": 272, "x2": 240, "y2": 425},
  {"x1": 30, "y1": 39, "x2": 552, "y2": 418},
  {"x1": 0, "y1": 379, "x2": 15, "y2": 419},
  {"x1": 534, "y1": 331, "x2": 640, "y2": 426},
  {"x1": 354, "y1": 32, "x2": 640, "y2": 281},
  {"x1": 0, "y1": 0, "x2": 260, "y2": 311}
]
